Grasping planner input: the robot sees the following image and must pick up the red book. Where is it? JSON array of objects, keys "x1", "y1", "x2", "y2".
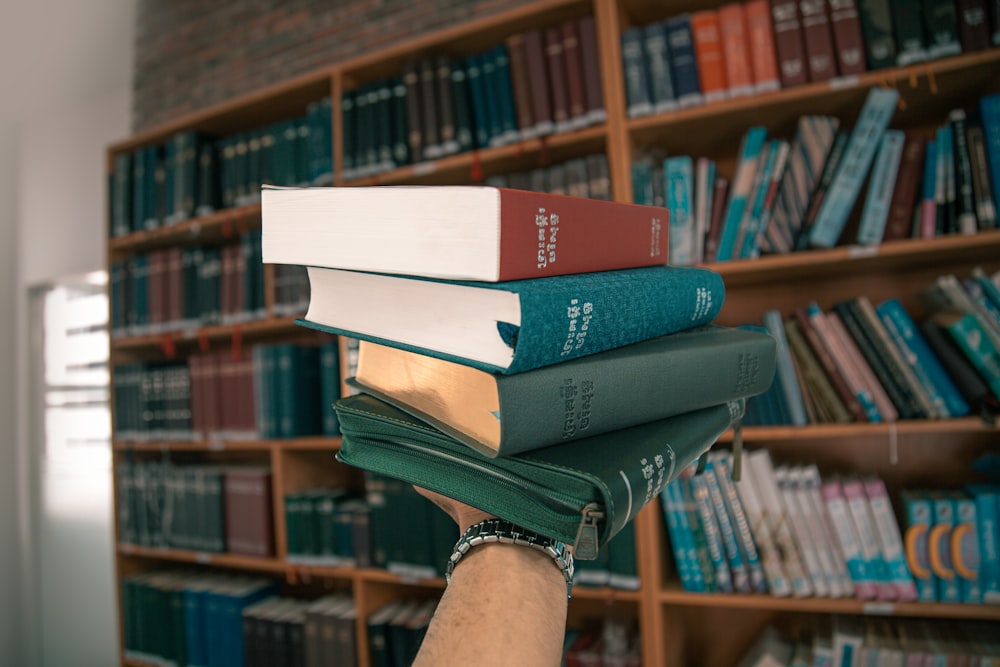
[
  {"x1": 883, "y1": 134, "x2": 927, "y2": 241},
  {"x1": 505, "y1": 33, "x2": 535, "y2": 134},
  {"x1": 799, "y1": 0, "x2": 838, "y2": 81},
  {"x1": 770, "y1": 0, "x2": 809, "y2": 87},
  {"x1": 561, "y1": 19, "x2": 588, "y2": 124},
  {"x1": 828, "y1": 0, "x2": 867, "y2": 76},
  {"x1": 719, "y1": 3, "x2": 755, "y2": 97},
  {"x1": 166, "y1": 247, "x2": 184, "y2": 326},
  {"x1": 522, "y1": 29, "x2": 554, "y2": 135},
  {"x1": 691, "y1": 10, "x2": 729, "y2": 103},
  {"x1": 576, "y1": 16, "x2": 606, "y2": 123},
  {"x1": 745, "y1": 0, "x2": 782, "y2": 92},
  {"x1": 957, "y1": 0, "x2": 992, "y2": 51},
  {"x1": 224, "y1": 467, "x2": 274, "y2": 557},
  {"x1": 262, "y1": 185, "x2": 670, "y2": 282},
  {"x1": 544, "y1": 26, "x2": 572, "y2": 132}
]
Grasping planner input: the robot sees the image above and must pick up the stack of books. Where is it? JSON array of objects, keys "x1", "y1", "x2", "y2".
[{"x1": 261, "y1": 184, "x2": 777, "y2": 561}]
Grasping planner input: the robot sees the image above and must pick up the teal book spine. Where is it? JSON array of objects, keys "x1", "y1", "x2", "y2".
[
  {"x1": 952, "y1": 492, "x2": 983, "y2": 603},
  {"x1": 681, "y1": 472, "x2": 718, "y2": 593},
  {"x1": 822, "y1": 479, "x2": 878, "y2": 600},
  {"x1": 631, "y1": 157, "x2": 655, "y2": 205},
  {"x1": 930, "y1": 492, "x2": 962, "y2": 603},
  {"x1": 939, "y1": 311, "x2": 1000, "y2": 397},
  {"x1": 856, "y1": 129, "x2": 905, "y2": 245},
  {"x1": 660, "y1": 480, "x2": 700, "y2": 592},
  {"x1": 491, "y1": 45, "x2": 519, "y2": 144},
  {"x1": 876, "y1": 297, "x2": 970, "y2": 417},
  {"x1": 982, "y1": 95, "x2": 1000, "y2": 217},
  {"x1": 901, "y1": 490, "x2": 938, "y2": 601},
  {"x1": 689, "y1": 471, "x2": 734, "y2": 593},
  {"x1": 299, "y1": 264, "x2": 725, "y2": 375},
  {"x1": 715, "y1": 126, "x2": 768, "y2": 261},
  {"x1": 965, "y1": 484, "x2": 1000, "y2": 602},
  {"x1": 741, "y1": 139, "x2": 790, "y2": 259},
  {"x1": 808, "y1": 87, "x2": 900, "y2": 248},
  {"x1": 762, "y1": 309, "x2": 808, "y2": 426},
  {"x1": 842, "y1": 478, "x2": 893, "y2": 600},
  {"x1": 664, "y1": 155, "x2": 695, "y2": 265},
  {"x1": 465, "y1": 54, "x2": 491, "y2": 150},
  {"x1": 703, "y1": 457, "x2": 751, "y2": 593},
  {"x1": 622, "y1": 27, "x2": 654, "y2": 117},
  {"x1": 320, "y1": 341, "x2": 341, "y2": 436}
]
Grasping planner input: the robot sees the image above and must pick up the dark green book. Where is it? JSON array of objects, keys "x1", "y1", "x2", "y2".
[
  {"x1": 341, "y1": 89, "x2": 357, "y2": 177},
  {"x1": 858, "y1": 0, "x2": 897, "y2": 69},
  {"x1": 607, "y1": 520, "x2": 640, "y2": 590},
  {"x1": 449, "y1": 61, "x2": 474, "y2": 154},
  {"x1": 389, "y1": 77, "x2": 410, "y2": 167},
  {"x1": 922, "y1": 0, "x2": 963, "y2": 58},
  {"x1": 349, "y1": 324, "x2": 775, "y2": 457}
]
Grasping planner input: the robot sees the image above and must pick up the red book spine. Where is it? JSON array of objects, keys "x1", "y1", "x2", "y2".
[
  {"x1": 770, "y1": 0, "x2": 809, "y2": 87},
  {"x1": 505, "y1": 33, "x2": 535, "y2": 133},
  {"x1": 883, "y1": 134, "x2": 927, "y2": 241},
  {"x1": 828, "y1": 0, "x2": 867, "y2": 76},
  {"x1": 793, "y1": 307, "x2": 867, "y2": 421},
  {"x1": 544, "y1": 26, "x2": 571, "y2": 131},
  {"x1": 799, "y1": 0, "x2": 838, "y2": 81},
  {"x1": 957, "y1": 0, "x2": 992, "y2": 51},
  {"x1": 493, "y1": 188, "x2": 669, "y2": 281},
  {"x1": 576, "y1": 16, "x2": 606, "y2": 121},
  {"x1": 523, "y1": 29, "x2": 554, "y2": 133},
  {"x1": 561, "y1": 19, "x2": 588, "y2": 123},
  {"x1": 719, "y1": 3, "x2": 755, "y2": 97},
  {"x1": 746, "y1": 0, "x2": 782, "y2": 92}
]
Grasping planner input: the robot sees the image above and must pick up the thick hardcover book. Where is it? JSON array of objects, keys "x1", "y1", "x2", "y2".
[
  {"x1": 350, "y1": 325, "x2": 775, "y2": 457},
  {"x1": 890, "y1": 0, "x2": 928, "y2": 65},
  {"x1": 336, "y1": 394, "x2": 746, "y2": 559},
  {"x1": 622, "y1": 27, "x2": 654, "y2": 117},
  {"x1": 956, "y1": 0, "x2": 992, "y2": 51},
  {"x1": 641, "y1": 22, "x2": 677, "y2": 114},
  {"x1": 505, "y1": 33, "x2": 535, "y2": 135},
  {"x1": 523, "y1": 29, "x2": 555, "y2": 134},
  {"x1": 746, "y1": 0, "x2": 781, "y2": 92},
  {"x1": 560, "y1": 19, "x2": 588, "y2": 125},
  {"x1": 224, "y1": 467, "x2": 274, "y2": 557},
  {"x1": 544, "y1": 27, "x2": 572, "y2": 132},
  {"x1": 691, "y1": 11, "x2": 728, "y2": 103},
  {"x1": 577, "y1": 16, "x2": 606, "y2": 123},
  {"x1": 857, "y1": 0, "x2": 896, "y2": 69},
  {"x1": 829, "y1": 0, "x2": 868, "y2": 75},
  {"x1": 771, "y1": 0, "x2": 809, "y2": 87},
  {"x1": 882, "y1": 134, "x2": 926, "y2": 241},
  {"x1": 666, "y1": 14, "x2": 704, "y2": 107},
  {"x1": 922, "y1": 0, "x2": 963, "y2": 58},
  {"x1": 298, "y1": 264, "x2": 723, "y2": 375},
  {"x1": 967, "y1": 123, "x2": 999, "y2": 230},
  {"x1": 856, "y1": 129, "x2": 905, "y2": 245},
  {"x1": 799, "y1": 0, "x2": 838, "y2": 81},
  {"x1": 262, "y1": 185, "x2": 668, "y2": 282},
  {"x1": 719, "y1": 3, "x2": 755, "y2": 97},
  {"x1": 807, "y1": 86, "x2": 899, "y2": 249}
]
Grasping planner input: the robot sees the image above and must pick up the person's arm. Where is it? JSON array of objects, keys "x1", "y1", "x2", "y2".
[{"x1": 412, "y1": 488, "x2": 569, "y2": 667}]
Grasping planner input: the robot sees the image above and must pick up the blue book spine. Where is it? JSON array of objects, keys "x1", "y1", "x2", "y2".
[
  {"x1": 965, "y1": 484, "x2": 1000, "y2": 603},
  {"x1": 856, "y1": 130, "x2": 906, "y2": 245},
  {"x1": 689, "y1": 472, "x2": 734, "y2": 593},
  {"x1": 809, "y1": 87, "x2": 900, "y2": 248},
  {"x1": 712, "y1": 454, "x2": 768, "y2": 593},
  {"x1": 492, "y1": 45, "x2": 519, "y2": 143},
  {"x1": 715, "y1": 126, "x2": 768, "y2": 261},
  {"x1": 465, "y1": 55, "x2": 491, "y2": 149},
  {"x1": 703, "y1": 458, "x2": 751, "y2": 593},
  {"x1": 930, "y1": 492, "x2": 962, "y2": 603},
  {"x1": 901, "y1": 491, "x2": 938, "y2": 601},
  {"x1": 953, "y1": 493, "x2": 983, "y2": 603},
  {"x1": 183, "y1": 587, "x2": 207, "y2": 667},
  {"x1": 622, "y1": 27, "x2": 654, "y2": 117},
  {"x1": 299, "y1": 264, "x2": 725, "y2": 375},
  {"x1": 632, "y1": 158, "x2": 655, "y2": 205},
  {"x1": 739, "y1": 139, "x2": 787, "y2": 260},
  {"x1": 936, "y1": 122, "x2": 955, "y2": 234},
  {"x1": 981, "y1": 94, "x2": 1000, "y2": 215},
  {"x1": 876, "y1": 298, "x2": 970, "y2": 418},
  {"x1": 665, "y1": 14, "x2": 703, "y2": 108},
  {"x1": 973, "y1": 267, "x2": 1000, "y2": 322},
  {"x1": 762, "y1": 309, "x2": 808, "y2": 426},
  {"x1": 665, "y1": 156, "x2": 695, "y2": 265},
  {"x1": 660, "y1": 481, "x2": 699, "y2": 592},
  {"x1": 642, "y1": 21, "x2": 677, "y2": 114}
]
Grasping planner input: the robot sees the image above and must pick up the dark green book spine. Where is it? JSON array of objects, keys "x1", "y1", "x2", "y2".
[
  {"x1": 857, "y1": 0, "x2": 897, "y2": 69},
  {"x1": 389, "y1": 77, "x2": 410, "y2": 167},
  {"x1": 375, "y1": 81, "x2": 394, "y2": 168},
  {"x1": 890, "y1": 0, "x2": 928, "y2": 65},
  {"x1": 449, "y1": 63, "x2": 474, "y2": 154},
  {"x1": 922, "y1": 0, "x2": 963, "y2": 57},
  {"x1": 464, "y1": 54, "x2": 490, "y2": 149},
  {"x1": 341, "y1": 89, "x2": 357, "y2": 177}
]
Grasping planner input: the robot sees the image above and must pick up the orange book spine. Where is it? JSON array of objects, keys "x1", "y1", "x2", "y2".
[
  {"x1": 691, "y1": 10, "x2": 729, "y2": 103},
  {"x1": 719, "y1": 3, "x2": 754, "y2": 98},
  {"x1": 745, "y1": 0, "x2": 781, "y2": 92}
]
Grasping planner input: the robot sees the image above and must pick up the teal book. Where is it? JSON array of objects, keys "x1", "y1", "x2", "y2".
[
  {"x1": 808, "y1": 87, "x2": 899, "y2": 248},
  {"x1": 964, "y1": 484, "x2": 1000, "y2": 602},
  {"x1": 929, "y1": 491, "x2": 962, "y2": 602},
  {"x1": 982, "y1": 95, "x2": 1000, "y2": 218},
  {"x1": 900, "y1": 490, "x2": 938, "y2": 601},
  {"x1": 660, "y1": 480, "x2": 700, "y2": 592},
  {"x1": 297, "y1": 264, "x2": 724, "y2": 375},
  {"x1": 349, "y1": 324, "x2": 775, "y2": 457},
  {"x1": 935, "y1": 309, "x2": 1000, "y2": 398},
  {"x1": 715, "y1": 126, "x2": 768, "y2": 261},
  {"x1": 319, "y1": 340, "x2": 341, "y2": 436},
  {"x1": 762, "y1": 309, "x2": 808, "y2": 426},
  {"x1": 856, "y1": 129, "x2": 905, "y2": 245},
  {"x1": 664, "y1": 155, "x2": 695, "y2": 265}
]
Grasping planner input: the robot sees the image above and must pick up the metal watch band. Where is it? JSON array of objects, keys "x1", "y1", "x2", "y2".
[{"x1": 445, "y1": 518, "x2": 575, "y2": 599}]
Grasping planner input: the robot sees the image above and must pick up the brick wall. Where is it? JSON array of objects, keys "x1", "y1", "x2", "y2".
[{"x1": 133, "y1": 0, "x2": 534, "y2": 132}]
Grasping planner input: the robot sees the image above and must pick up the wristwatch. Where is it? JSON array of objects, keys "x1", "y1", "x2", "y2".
[{"x1": 446, "y1": 518, "x2": 575, "y2": 598}]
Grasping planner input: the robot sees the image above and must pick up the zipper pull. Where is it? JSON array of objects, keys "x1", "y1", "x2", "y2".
[{"x1": 573, "y1": 503, "x2": 604, "y2": 561}]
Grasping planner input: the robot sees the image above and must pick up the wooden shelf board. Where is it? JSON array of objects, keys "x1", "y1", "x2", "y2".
[
  {"x1": 340, "y1": 124, "x2": 607, "y2": 187},
  {"x1": 572, "y1": 586, "x2": 643, "y2": 603},
  {"x1": 659, "y1": 589, "x2": 1000, "y2": 620},
  {"x1": 715, "y1": 416, "x2": 997, "y2": 444},
  {"x1": 117, "y1": 544, "x2": 287, "y2": 573},
  {"x1": 108, "y1": 203, "x2": 261, "y2": 256},
  {"x1": 110, "y1": 316, "x2": 307, "y2": 353}
]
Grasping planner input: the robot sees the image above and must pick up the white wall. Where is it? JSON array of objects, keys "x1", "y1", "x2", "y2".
[{"x1": 0, "y1": 1, "x2": 135, "y2": 663}]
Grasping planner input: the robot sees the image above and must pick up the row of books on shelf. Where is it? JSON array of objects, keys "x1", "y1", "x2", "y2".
[
  {"x1": 109, "y1": 98, "x2": 333, "y2": 238},
  {"x1": 113, "y1": 342, "x2": 341, "y2": 443},
  {"x1": 662, "y1": 449, "x2": 1000, "y2": 605},
  {"x1": 342, "y1": 16, "x2": 605, "y2": 181},
  {"x1": 738, "y1": 616, "x2": 1000, "y2": 667},
  {"x1": 481, "y1": 153, "x2": 611, "y2": 200},
  {"x1": 746, "y1": 268, "x2": 1000, "y2": 427},
  {"x1": 623, "y1": 0, "x2": 999, "y2": 121},
  {"x1": 636, "y1": 90, "x2": 1000, "y2": 266},
  {"x1": 115, "y1": 463, "x2": 274, "y2": 557}
]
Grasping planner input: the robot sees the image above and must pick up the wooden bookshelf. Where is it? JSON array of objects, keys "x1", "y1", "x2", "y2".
[{"x1": 106, "y1": 1, "x2": 1000, "y2": 665}]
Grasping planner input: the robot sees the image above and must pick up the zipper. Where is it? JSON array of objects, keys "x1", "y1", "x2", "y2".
[{"x1": 344, "y1": 430, "x2": 607, "y2": 557}]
